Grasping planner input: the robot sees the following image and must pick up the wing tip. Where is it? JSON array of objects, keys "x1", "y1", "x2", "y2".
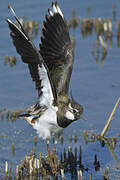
[
  {"x1": 48, "y1": 1, "x2": 64, "y2": 19},
  {"x1": 6, "y1": 18, "x2": 11, "y2": 23},
  {"x1": 8, "y1": 4, "x2": 10, "y2": 9},
  {"x1": 6, "y1": 18, "x2": 14, "y2": 27},
  {"x1": 8, "y1": 4, "x2": 16, "y2": 18},
  {"x1": 6, "y1": 18, "x2": 9, "y2": 23}
]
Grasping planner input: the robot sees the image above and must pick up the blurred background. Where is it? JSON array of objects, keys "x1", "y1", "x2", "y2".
[{"x1": 0, "y1": 0, "x2": 120, "y2": 179}]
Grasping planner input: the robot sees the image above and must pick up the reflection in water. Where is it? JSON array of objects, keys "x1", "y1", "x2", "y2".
[
  {"x1": 80, "y1": 17, "x2": 114, "y2": 65},
  {"x1": 94, "y1": 18, "x2": 104, "y2": 36},
  {"x1": 104, "y1": 167, "x2": 109, "y2": 180},
  {"x1": 98, "y1": 36, "x2": 107, "y2": 65},
  {"x1": 94, "y1": 154, "x2": 100, "y2": 171},
  {"x1": 3, "y1": 130, "x2": 120, "y2": 179},
  {"x1": 112, "y1": 3, "x2": 116, "y2": 22},
  {"x1": 91, "y1": 37, "x2": 107, "y2": 66},
  {"x1": 81, "y1": 18, "x2": 113, "y2": 65},
  {"x1": 0, "y1": 108, "x2": 23, "y2": 122},
  {"x1": 66, "y1": 9, "x2": 79, "y2": 30},
  {"x1": 1, "y1": 108, "x2": 120, "y2": 179},
  {"x1": 103, "y1": 19, "x2": 112, "y2": 49},
  {"x1": 83, "y1": 97, "x2": 120, "y2": 162},
  {"x1": 86, "y1": 5, "x2": 91, "y2": 16},
  {"x1": 3, "y1": 145, "x2": 102, "y2": 179},
  {"x1": 83, "y1": 131, "x2": 118, "y2": 163},
  {"x1": 83, "y1": 130, "x2": 118, "y2": 153},
  {"x1": 11, "y1": 141, "x2": 15, "y2": 156},
  {"x1": 4, "y1": 55, "x2": 17, "y2": 67},
  {"x1": 81, "y1": 19, "x2": 93, "y2": 38},
  {"x1": 117, "y1": 19, "x2": 120, "y2": 48}
]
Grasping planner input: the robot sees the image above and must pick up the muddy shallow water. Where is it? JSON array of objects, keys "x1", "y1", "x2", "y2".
[{"x1": 0, "y1": 0, "x2": 120, "y2": 179}]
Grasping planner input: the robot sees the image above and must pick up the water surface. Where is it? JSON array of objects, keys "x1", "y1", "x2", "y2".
[{"x1": 0, "y1": 0, "x2": 120, "y2": 179}]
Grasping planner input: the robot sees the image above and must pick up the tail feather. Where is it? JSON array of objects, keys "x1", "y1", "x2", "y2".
[
  {"x1": 19, "y1": 113, "x2": 38, "y2": 125},
  {"x1": 19, "y1": 113, "x2": 31, "y2": 117}
]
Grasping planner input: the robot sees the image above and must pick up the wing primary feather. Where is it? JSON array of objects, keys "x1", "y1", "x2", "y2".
[
  {"x1": 55, "y1": 2, "x2": 64, "y2": 19},
  {"x1": 6, "y1": 18, "x2": 28, "y2": 41},
  {"x1": 40, "y1": 2, "x2": 74, "y2": 96},
  {"x1": 6, "y1": 18, "x2": 43, "y2": 65},
  {"x1": 8, "y1": 4, "x2": 29, "y2": 40},
  {"x1": 6, "y1": 6, "x2": 57, "y2": 105},
  {"x1": 52, "y1": 2, "x2": 58, "y2": 13},
  {"x1": 48, "y1": 8, "x2": 53, "y2": 16}
]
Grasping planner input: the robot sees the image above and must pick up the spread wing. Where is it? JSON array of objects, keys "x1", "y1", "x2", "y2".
[
  {"x1": 6, "y1": 5, "x2": 57, "y2": 107},
  {"x1": 40, "y1": 2, "x2": 74, "y2": 98}
]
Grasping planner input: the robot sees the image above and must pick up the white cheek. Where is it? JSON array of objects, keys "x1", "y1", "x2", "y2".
[{"x1": 65, "y1": 111, "x2": 74, "y2": 120}]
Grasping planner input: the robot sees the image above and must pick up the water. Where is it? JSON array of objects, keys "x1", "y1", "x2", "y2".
[{"x1": 0, "y1": 0, "x2": 120, "y2": 179}]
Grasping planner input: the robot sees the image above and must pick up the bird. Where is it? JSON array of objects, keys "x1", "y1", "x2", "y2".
[{"x1": 6, "y1": 2, "x2": 84, "y2": 153}]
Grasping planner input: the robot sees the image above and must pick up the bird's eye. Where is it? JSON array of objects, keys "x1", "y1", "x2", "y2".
[
  {"x1": 70, "y1": 109, "x2": 77, "y2": 114},
  {"x1": 73, "y1": 109, "x2": 77, "y2": 113}
]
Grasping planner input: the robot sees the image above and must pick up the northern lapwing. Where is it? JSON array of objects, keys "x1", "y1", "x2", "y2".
[{"x1": 6, "y1": 2, "x2": 84, "y2": 152}]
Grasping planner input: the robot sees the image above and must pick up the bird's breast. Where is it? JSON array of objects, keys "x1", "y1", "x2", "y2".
[{"x1": 33, "y1": 107, "x2": 61, "y2": 140}]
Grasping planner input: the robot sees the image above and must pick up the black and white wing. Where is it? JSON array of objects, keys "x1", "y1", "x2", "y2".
[
  {"x1": 6, "y1": 5, "x2": 57, "y2": 107},
  {"x1": 40, "y1": 2, "x2": 74, "y2": 98}
]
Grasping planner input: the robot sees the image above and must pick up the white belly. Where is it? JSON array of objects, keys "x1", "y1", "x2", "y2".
[{"x1": 33, "y1": 107, "x2": 63, "y2": 140}]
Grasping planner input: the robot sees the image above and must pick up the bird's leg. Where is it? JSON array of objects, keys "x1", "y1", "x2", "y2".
[
  {"x1": 47, "y1": 144, "x2": 50, "y2": 155},
  {"x1": 51, "y1": 140, "x2": 58, "y2": 174},
  {"x1": 53, "y1": 143, "x2": 56, "y2": 153},
  {"x1": 52, "y1": 139, "x2": 58, "y2": 153},
  {"x1": 46, "y1": 140, "x2": 50, "y2": 155}
]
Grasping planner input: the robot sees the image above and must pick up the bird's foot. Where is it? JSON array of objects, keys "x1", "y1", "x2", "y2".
[
  {"x1": 49, "y1": 151, "x2": 58, "y2": 175},
  {"x1": 52, "y1": 143, "x2": 56, "y2": 154},
  {"x1": 46, "y1": 143, "x2": 58, "y2": 174},
  {"x1": 47, "y1": 143, "x2": 50, "y2": 155}
]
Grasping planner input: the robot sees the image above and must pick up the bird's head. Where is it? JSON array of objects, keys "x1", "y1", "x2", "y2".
[{"x1": 65, "y1": 99, "x2": 84, "y2": 121}]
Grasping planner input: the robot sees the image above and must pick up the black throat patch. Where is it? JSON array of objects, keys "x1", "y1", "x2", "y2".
[{"x1": 57, "y1": 117, "x2": 73, "y2": 128}]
